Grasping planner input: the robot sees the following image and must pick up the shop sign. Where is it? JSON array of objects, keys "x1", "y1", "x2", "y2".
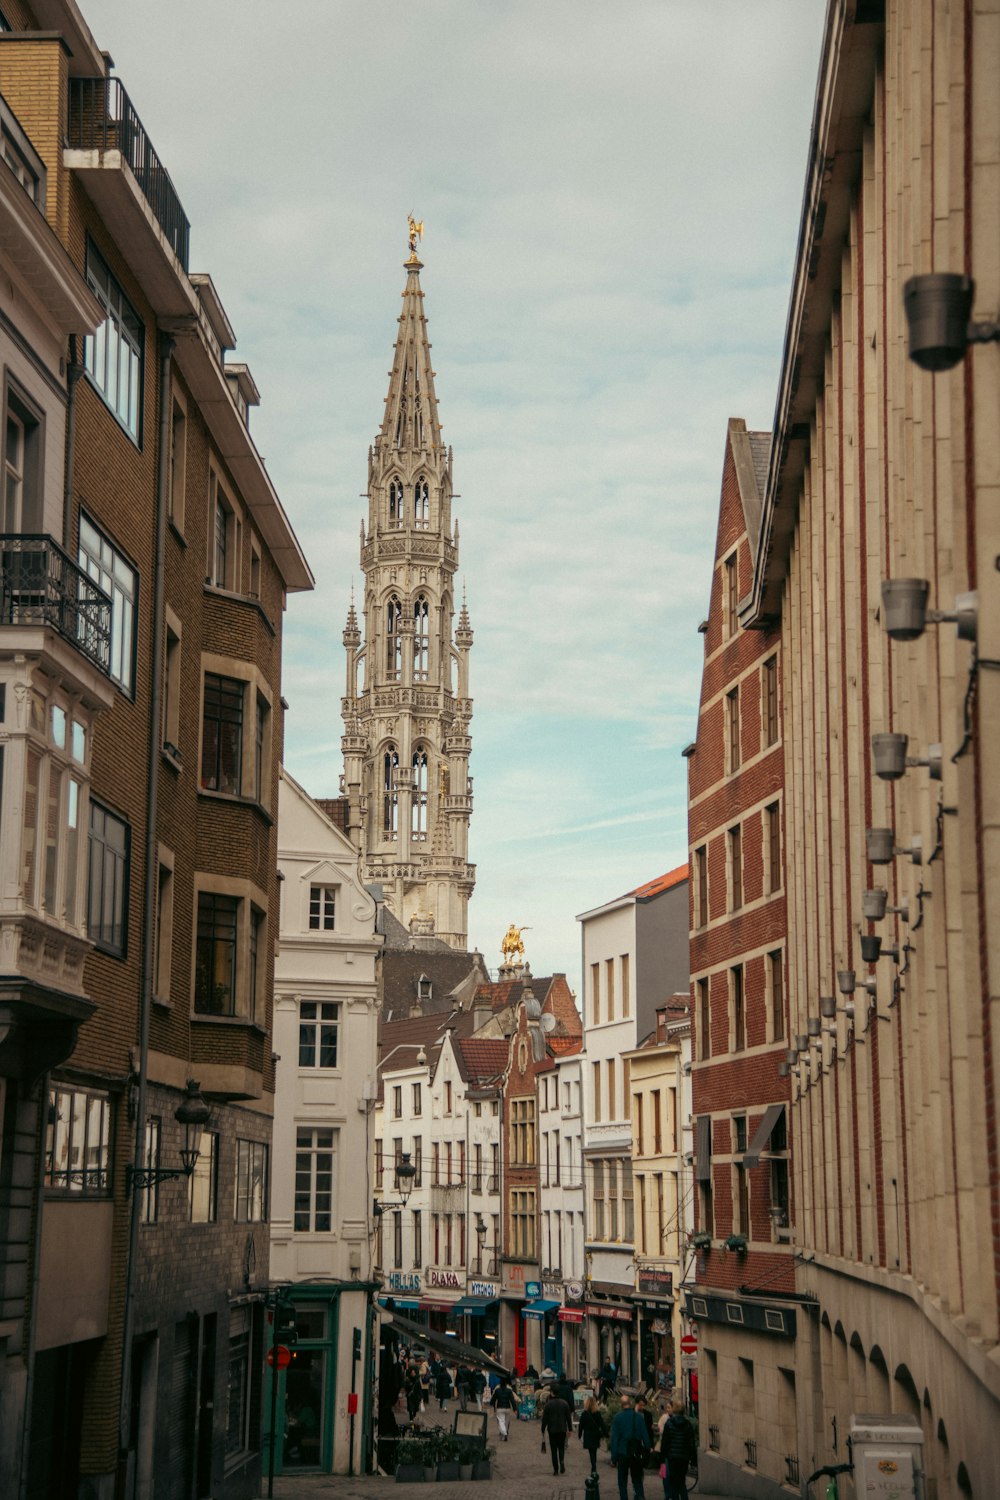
[
  {"x1": 558, "y1": 1308, "x2": 585, "y2": 1323},
  {"x1": 502, "y1": 1262, "x2": 536, "y2": 1293},
  {"x1": 426, "y1": 1268, "x2": 462, "y2": 1289},
  {"x1": 637, "y1": 1268, "x2": 673, "y2": 1297},
  {"x1": 542, "y1": 1282, "x2": 562, "y2": 1300},
  {"x1": 468, "y1": 1280, "x2": 498, "y2": 1299},
  {"x1": 564, "y1": 1280, "x2": 584, "y2": 1303},
  {"x1": 585, "y1": 1303, "x2": 633, "y2": 1323},
  {"x1": 525, "y1": 1280, "x2": 541, "y2": 1298},
  {"x1": 387, "y1": 1272, "x2": 421, "y2": 1292}
]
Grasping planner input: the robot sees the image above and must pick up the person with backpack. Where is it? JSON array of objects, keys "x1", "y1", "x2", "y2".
[
  {"x1": 659, "y1": 1391, "x2": 698, "y2": 1500},
  {"x1": 490, "y1": 1376, "x2": 518, "y2": 1441},
  {"x1": 610, "y1": 1393, "x2": 650, "y2": 1500}
]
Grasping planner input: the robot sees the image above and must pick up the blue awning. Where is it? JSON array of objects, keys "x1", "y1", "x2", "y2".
[
  {"x1": 454, "y1": 1296, "x2": 498, "y2": 1316},
  {"x1": 522, "y1": 1299, "x2": 560, "y2": 1319},
  {"x1": 379, "y1": 1296, "x2": 420, "y2": 1310}
]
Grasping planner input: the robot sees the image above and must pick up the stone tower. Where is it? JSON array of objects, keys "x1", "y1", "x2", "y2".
[{"x1": 341, "y1": 232, "x2": 475, "y2": 949}]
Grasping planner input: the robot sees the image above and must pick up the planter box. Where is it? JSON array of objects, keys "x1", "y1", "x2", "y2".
[
  {"x1": 423, "y1": 1467, "x2": 437, "y2": 1482},
  {"x1": 459, "y1": 1464, "x2": 474, "y2": 1480},
  {"x1": 472, "y1": 1460, "x2": 493, "y2": 1480},
  {"x1": 437, "y1": 1461, "x2": 462, "y2": 1481},
  {"x1": 395, "y1": 1465, "x2": 426, "y2": 1483}
]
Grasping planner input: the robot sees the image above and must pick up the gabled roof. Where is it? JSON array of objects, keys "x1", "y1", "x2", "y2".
[
  {"x1": 381, "y1": 950, "x2": 490, "y2": 1022},
  {"x1": 457, "y1": 1037, "x2": 509, "y2": 1086},
  {"x1": 632, "y1": 863, "x2": 689, "y2": 901}
]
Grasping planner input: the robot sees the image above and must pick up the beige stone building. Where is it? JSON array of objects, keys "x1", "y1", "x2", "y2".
[{"x1": 691, "y1": 4, "x2": 1000, "y2": 1497}]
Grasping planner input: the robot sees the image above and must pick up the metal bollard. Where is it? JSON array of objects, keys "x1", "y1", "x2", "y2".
[{"x1": 584, "y1": 1470, "x2": 601, "y2": 1500}]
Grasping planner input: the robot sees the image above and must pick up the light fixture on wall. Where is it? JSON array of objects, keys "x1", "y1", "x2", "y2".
[
  {"x1": 475, "y1": 1212, "x2": 487, "y2": 1274},
  {"x1": 372, "y1": 1151, "x2": 417, "y2": 1217},
  {"x1": 903, "y1": 273, "x2": 1000, "y2": 372},
  {"x1": 880, "y1": 579, "x2": 978, "y2": 644},
  {"x1": 837, "y1": 970, "x2": 856, "y2": 996},
  {"x1": 862, "y1": 888, "x2": 910, "y2": 923},
  {"x1": 866, "y1": 827, "x2": 922, "y2": 866},
  {"x1": 871, "y1": 732, "x2": 942, "y2": 783},
  {"x1": 126, "y1": 1080, "x2": 211, "y2": 1191},
  {"x1": 860, "y1": 934, "x2": 900, "y2": 965}
]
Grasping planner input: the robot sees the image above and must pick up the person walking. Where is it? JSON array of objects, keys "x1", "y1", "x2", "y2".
[
  {"x1": 455, "y1": 1365, "x2": 470, "y2": 1412},
  {"x1": 490, "y1": 1376, "x2": 518, "y2": 1442},
  {"x1": 541, "y1": 1385, "x2": 572, "y2": 1475},
  {"x1": 578, "y1": 1394, "x2": 604, "y2": 1474},
  {"x1": 610, "y1": 1393, "x2": 650, "y2": 1500},
  {"x1": 436, "y1": 1362, "x2": 453, "y2": 1412},
  {"x1": 471, "y1": 1368, "x2": 487, "y2": 1410},
  {"x1": 659, "y1": 1391, "x2": 697, "y2": 1500}
]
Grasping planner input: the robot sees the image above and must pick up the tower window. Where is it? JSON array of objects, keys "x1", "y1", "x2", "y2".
[
  {"x1": 383, "y1": 745, "x2": 399, "y2": 838},
  {"x1": 412, "y1": 748, "x2": 428, "y2": 840},
  {"x1": 414, "y1": 477, "x2": 429, "y2": 529},
  {"x1": 386, "y1": 595, "x2": 402, "y2": 680},
  {"x1": 389, "y1": 478, "x2": 404, "y2": 528},
  {"x1": 414, "y1": 595, "x2": 429, "y2": 680}
]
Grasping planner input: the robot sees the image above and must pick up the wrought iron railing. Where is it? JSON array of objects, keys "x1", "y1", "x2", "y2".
[
  {"x1": 708, "y1": 1425, "x2": 720, "y2": 1451},
  {"x1": 67, "y1": 77, "x2": 190, "y2": 268},
  {"x1": 744, "y1": 1438, "x2": 758, "y2": 1468},
  {"x1": 784, "y1": 1454, "x2": 800, "y2": 1485},
  {"x1": 0, "y1": 535, "x2": 112, "y2": 674}
]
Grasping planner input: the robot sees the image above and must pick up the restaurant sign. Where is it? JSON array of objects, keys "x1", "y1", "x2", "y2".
[
  {"x1": 387, "y1": 1272, "x2": 421, "y2": 1292},
  {"x1": 426, "y1": 1268, "x2": 462, "y2": 1289},
  {"x1": 637, "y1": 1268, "x2": 673, "y2": 1298}
]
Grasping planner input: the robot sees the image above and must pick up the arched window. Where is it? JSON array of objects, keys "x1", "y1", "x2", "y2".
[
  {"x1": 386, "y1": 596, "x2": 402, "y2": 679},
  {"x1": 412, "y1": 748, "x2": 428, "y2": 840},
  {"x1": 414, "y1": 477, "x2": 429, "y2": 529},
  {"x1": 413, "y1": 595, "x2": 429, "y2": 680},
  {"x1": 389, "y1": 478, "x2": 404, "y2": 528},
  {"x1": 382, "y1": 745, "x2": 399, "y2": 838}
]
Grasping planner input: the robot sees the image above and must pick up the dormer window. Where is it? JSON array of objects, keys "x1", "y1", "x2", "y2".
[
  {"x1": 309, "y1": 885, "x2": 336, "y2": 931},
  {"x1": 389, "y1": 478, "x2": 404, "y2": 528},
  {"x1": 417, "y1": 974, "x2": 432, "y2": 1002}
]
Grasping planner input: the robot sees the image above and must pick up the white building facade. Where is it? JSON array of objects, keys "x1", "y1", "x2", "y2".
[{"x1": 539, "y1": 1053, "x2": 587, "y2": 1378}]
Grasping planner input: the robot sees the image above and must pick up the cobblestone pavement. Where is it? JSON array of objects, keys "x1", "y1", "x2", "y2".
[{"x1": 262, "y1": 1399, "x2": 725, "y2": 1500}]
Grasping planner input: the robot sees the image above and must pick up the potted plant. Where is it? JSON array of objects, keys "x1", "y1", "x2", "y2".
[
  {"x1": 394, "y1": 1438, "x2": 428, "y2": 1483},
  {"x1": 690, "y1": 1230, "x2": 713, "y2": 1252},
  {"x1": 421, "y1": 1432, "x2": 441, "y2": 1482},
  {"x1": 471, "y1": 1439, "x2": 495, "y2": 1480},
  {"x1": 722, "y1": 1232, "x2": 748, "y2": 1254},
  {"x1": 437, "y1": 1432, "x2": 462, "y2": 1481}
]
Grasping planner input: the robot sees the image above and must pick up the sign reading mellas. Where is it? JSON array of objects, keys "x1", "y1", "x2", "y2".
[
  {"x1": 387, "y1": 1272, "x2": 421, "y2": 1292},
  {"x1": 426, "y1": 1268, "x2": 462, "y2": 1289}
]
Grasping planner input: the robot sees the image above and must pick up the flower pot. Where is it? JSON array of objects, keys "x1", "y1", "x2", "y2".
[
  {"x1": 472, "y1": 1460, "x2": 493, "y2": 1480},
  {"x1": 395, "y1": 1465, "x2": 426, "y2": 1483},
  {"x1": 437, "y1": 1461, "x2": 461, "y2": 1481},
  {"x1": 459, "y1": 1463, "x2": 474, "y2": 1480},
  {"x1": 423, "y1": 1467, "x2": 436, "y2": 1482}
]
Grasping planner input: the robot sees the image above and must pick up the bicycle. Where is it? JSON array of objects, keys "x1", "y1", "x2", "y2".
[{"x1": 806, "y1": 1461, "x2": 853, "y2": 1499}]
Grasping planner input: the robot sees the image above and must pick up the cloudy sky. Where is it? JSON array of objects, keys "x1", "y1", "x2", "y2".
[{"x1": 86, "y1": 0, "x2": 826, "y2": 992}]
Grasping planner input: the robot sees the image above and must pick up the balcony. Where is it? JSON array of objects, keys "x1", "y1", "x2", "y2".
[
  {"x1": 1, "y1": 535, "x2": 111, "y2": 675},
  {"x1": 67, "y1": 78, "x2": 190, "y2": 268},
  {"x1": 430, "y1": 1183, "x2": 464, "y2": 1211}
]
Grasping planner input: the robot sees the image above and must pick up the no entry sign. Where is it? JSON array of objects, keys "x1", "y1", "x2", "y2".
[
  {"x1": 267, "y1": 1344, "x2": 292, "y2": 1369},
  {"x1": 680, "y1": 1333, "x2": 698, "y2": 1354}
]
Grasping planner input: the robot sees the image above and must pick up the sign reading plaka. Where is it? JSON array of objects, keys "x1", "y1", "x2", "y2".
[{"x1": 427, "y1": 1268, "x2": 462, "y2": 1289}]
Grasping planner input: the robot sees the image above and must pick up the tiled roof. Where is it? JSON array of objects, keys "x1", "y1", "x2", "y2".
[
  {"x1": 548, "y1": 1035, "x2": 583, "y2": 1056},
  {"x1": 458, "y1": 1037, "x2": 509, "y2": 1084},
  {"x1": 313, "y1": 795, "x2": 350, "y2": 833},
  {"x1": 632, "y1": 863, "x2": 689, "y2": 900}
]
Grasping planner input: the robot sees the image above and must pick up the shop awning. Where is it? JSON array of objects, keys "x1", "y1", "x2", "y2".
[
  {"x1": 383, "y1": 1308, "x2": 508, "y2": 1373},
  {"x1": 419, "y1": 1296, "x2": 458, "y2": 1311},
  {"x1": 742, "y1": 1103, "x2": 786, "y2": 1168},
  {"x1": 558, "y1": 1308, "x2": 585, "y2": 1323},
  {"x1": 522, "y1": 1299, "x2": 560, "y2": 1319},
  {"x1": 454, "y1": 1296, "x2": 497, "y2": 1316},
  {"x1": 378, "y1": 1296, "x2": 420, "y2": 1310}
]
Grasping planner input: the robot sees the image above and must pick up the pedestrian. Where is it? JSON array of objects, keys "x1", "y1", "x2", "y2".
[
  {"x1": 436, "y1": 1362, "x2": 454, "y2": 1411},
  {"x1": 578, "y1": 1395, "x2": 604, "y2": 1474},
  {"x1": 472, "y1": 1368, "x2": 487, "y2": 1410},
  {"x1": 610, "y1": 1393, "x2": 650, "y2": 1500},
  {"x1": 541, "y1": 1384, "x2": 572, "y2": 1476},
  {"x1": 490, "y1": 1376, "x2": 518, "y2": 1442},
  {"x1": 456, "y1": 1365, "x2": 470, "y2": 1412},
  {"x1": 636, "y1": 1395, "x2": 655, "y2": 1446},
  {"x1": 659, "y1": 1391, "x2": 697, "y2": 1500},
  {"x1": 554, "y1": 1373, "x2": 576, "y2": 1411}
]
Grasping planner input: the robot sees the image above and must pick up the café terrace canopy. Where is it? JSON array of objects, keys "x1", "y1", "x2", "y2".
[{"x1": 383, "y1": 1308, "x2": 508, "y2": 1374}]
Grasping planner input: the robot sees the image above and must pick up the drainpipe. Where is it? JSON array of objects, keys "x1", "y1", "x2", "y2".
[
  {"x1": 62, "y1": 337, "x2": 82, "y2": 549},
  {"x1": 117, "y1": 330, "x2": 174, "y2": 1470},
  {"x1": 17, "y1": 1075, "x2": 50, "y2": 1500}
]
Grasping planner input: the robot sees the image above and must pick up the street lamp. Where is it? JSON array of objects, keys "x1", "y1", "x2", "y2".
[
  {"x1": 475, "y1": 1212, "x2": 487, "y2": 1274},
  {"x1": 126, "y1": 1079, "x2": 211, "y2": 1191},
  {"x1": 373, "y1": 1151, "x2": 417, "y2": 1216}
]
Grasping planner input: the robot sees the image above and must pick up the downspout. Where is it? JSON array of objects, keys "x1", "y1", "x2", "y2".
[
  {"x1": 117, "y1": 330, "x2": 174, "y2": 1468},
  {"x1": 62, "y1": 336, "x2": 82, "y2": 549},
  {"x1": 17, "y1": 1075, "x2": 50, "y2": 1500}
]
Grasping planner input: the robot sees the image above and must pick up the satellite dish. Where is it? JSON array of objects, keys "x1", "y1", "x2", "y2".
[{"x1": 541, "y1": 1013, "x2": 556, "y2": 1033}]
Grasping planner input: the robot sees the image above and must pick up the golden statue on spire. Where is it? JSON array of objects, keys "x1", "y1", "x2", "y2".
[
  {"x1": 407, "y1": 213, "x2": 424, "y2": 262},
  {"x1": 500, "y1": 923, "x2": 530, "y2": 967}
]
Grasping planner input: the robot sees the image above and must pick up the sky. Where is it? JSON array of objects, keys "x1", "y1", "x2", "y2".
[{"x1": 84, "y1": 0, "x2": 827, "y2": 993}]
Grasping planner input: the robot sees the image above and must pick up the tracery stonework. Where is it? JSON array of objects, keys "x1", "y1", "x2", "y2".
[{"x1": 340, "y1": 243, "x2": 475, "y2": 949}]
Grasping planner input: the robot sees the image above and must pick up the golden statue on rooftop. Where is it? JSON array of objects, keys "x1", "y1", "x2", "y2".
[
  {"x1": 407, "y1": 214, "x2": 424, "y2": 260},
  {"x1": 500, "y1": 923, "x2": 530, "y2": 966}
]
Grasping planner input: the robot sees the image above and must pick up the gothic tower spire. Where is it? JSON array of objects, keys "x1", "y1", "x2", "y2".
[{"x1": 341, "y1": 224, "x2": 475, "y2": 949}]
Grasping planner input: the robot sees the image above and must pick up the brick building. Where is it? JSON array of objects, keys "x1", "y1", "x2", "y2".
[
  {"x1": 684, "y1": 418, "x2": 792, "y2": 1489},
  {"x1": 0, "y1": 4, "x2": 311, "y2": 1497}
]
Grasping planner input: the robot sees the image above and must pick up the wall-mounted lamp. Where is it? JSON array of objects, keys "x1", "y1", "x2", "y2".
[
  {"x1": 880, "y1": 579, "x2": 978, "y2": 644},
  {"x1": 126, "y1": 1080, "x2": 211, "y2": 1192},
  {"x1": 778, "y1": 1059, "x2": 790, "y2": 1078},
  {"x1": 871, "y1": 732, "x2": 943, "y2": 783},
  {"x1": 866, "y1": 827, "x2": 922, "y2": 866},
  {"x1": 903, "y1": 273, "x2": 1000, "y2": 372},
  {"x1": 795, "y1": 1034, "x2": 809, "y2": 1054},
  {"x1": 837, "y1": 970, "x2": 856, "y2": 996},
  {"x1": 373, "y1": 1151, "x2": 418, "y2": 1216},
  {"x1": 862, "y1": 888, "x2": 910, "y2": 923},
  {"x1": 860, "y1": 934, "x2": 900, "y2": 965}
]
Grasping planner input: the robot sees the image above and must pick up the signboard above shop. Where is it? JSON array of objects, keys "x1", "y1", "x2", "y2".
[
  {"x1": 387, "y1": 1272, "x2": 421, "y2": 1293},
  {"x1": 637, "y1": 1268, "x2": 673, "y2": 1297}
]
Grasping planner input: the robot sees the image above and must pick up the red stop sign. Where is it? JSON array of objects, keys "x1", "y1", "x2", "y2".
[
  {"x1": 267, "y1": 1344, "x2": 292, "y2": 1369},
  {"x1": 680, "y1": 1334, "x2": 698, "y2": 1354}
]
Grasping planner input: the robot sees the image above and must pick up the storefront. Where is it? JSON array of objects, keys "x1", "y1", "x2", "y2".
[
  {"x1": 522, "y1": 1291, "x2": 561, "y2": 1373},
  {"x1": 500, "y1": 1261, "x2": 540, "y2": 1374},
  {"x1": 456, "y1": 1279, "x2": 500, "y2": 1359},
  {"x1": 635, "y1": 1269, "x2": 675, "y2": 1391},
  {"x1": 585, "y1": 1301, "x2": 635, "y2": 1382}
]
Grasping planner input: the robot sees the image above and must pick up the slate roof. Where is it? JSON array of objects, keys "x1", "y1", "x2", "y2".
[{"x1": 381, "y1": 950, "x2": 491, "y2": 1022}]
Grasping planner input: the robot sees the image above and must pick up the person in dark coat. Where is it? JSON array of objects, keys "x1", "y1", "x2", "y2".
[
  {"x1": 540, "y1": 1387, "x2": 572, "y2": 1475},
  {"x1": 610, "y1": 1394, "x2": 650, "y2": 1500},
  {"x1": 554, "y1": 1375, "x2": 576, "y2": 1412},
  {"x1": 578, "y1": 1395, "x2": 604, "y2": 1474},
  {"x1": 436, "y1": 1362, "x2": 453, "y2": 1411},
  {"x1": 490, "y1": 1376, "x2": 518, "y2": 1441},
  {"x1": 659, "y1": 1392, "x2": 698, "y2": 1500}
]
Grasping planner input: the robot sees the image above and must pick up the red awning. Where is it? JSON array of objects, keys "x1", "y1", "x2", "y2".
[{"x1": 558, "y1": 1309, "x2": 585, "y2": 1323}]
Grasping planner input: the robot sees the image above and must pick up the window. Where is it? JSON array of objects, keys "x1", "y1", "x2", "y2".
[
  {"x1": 729, "y1": 824, "x2": 742, "y2": 910},
  {"x1": 698, "y1": 978, "x2": 711, "y2": 1060},
  {"x1": 770, "y1": 951, "x2": 785, "y2": 1042},
  {"x1": 154, "y1": 853, "x2": 174, "y2": 1002},
  {"x1": 413, "y1": 597, "x2": 429, "y2": 680},
  {"x1": 414, "y1": 477, "x2": 429, "y2": 529},
  {"x1": 253, "y1": 694, "x2": 267, "y2": 801},
  {"x1": 511, "y1": 1189, "x2": 536, "y2": 1259},
  {"x1": 634, "y1": 1094, "x2": 644, "y2": 1156},
  {"x1": 412, "y1": 1135, "x2": 422, "y2": 1186},
  {"x1": 1, "y1": 99, "x2": 45, "y2": 205},
  {"x1": 78, "y1": 514, "x2": 137, "y2": 694},
  {"x1": 163, "y1": 612, "x2": 182, "y2": 757},
  {"x1": 696, "y1": 844, "x2": 708, "y2": 927},
  {"x1": 621, "y1": 952, "x2": 630, "y2": 1016},
  {"x1": 606, "y1": 1059, "x2": 616, "y2": 1120},
  {"x1": 235, "y1": 1139, "x2": 269, "y2": 1222},
  {"x1": 591, "y1": 962, "x2": 600, "y2": 1025},
  {"x1": 298, "y1": 1001, "x2": 340, "y2": 1068},
  {"x1": 770, "y1": 1111, "x2": 789, "y2": 1232},
  {"x1": 84, "y1": 241, "x2": 142, "y2": 440},
  {"x1": 195, "y1": 892, "x2": 238, "y2": 1014},
  {"x1": 190, "y1": 1131, "x2": 219, "y2": 1222},
  {"x1": 510, "y1": 1098, "x2": 536, "y2": 1165},
  {"x1": 389, "y1": 477, "x2": 404, "y2": 528},
  {"x1": 393, "y1": 1210, "x2": 403, "y2": 1269},
  {"x1": 411, "y1": 749, "x2": 428, "y2": 839},
  {"x1": 294, "y1": 1126, "x2": 336, "y2": 1231},
  {"x1": 412, "y1": 1082, "x2": 422, "y2": 1116},
  {"x1": 445, "y1": 1080, "x2": 453, "y2": 1114},
  {"x1": 473, "y1": 1141, "x2": 483, "y2": 1193},
  {"x1": 592, "y1": 1061, "x2": 602, "y2": 1122},
  {"x1": 142, "y1": 1117, "x2": 160, "y2": 1223},
  {"x1": 392, "y1": 1086, "x2": 403, "y2": 1119},
  {"x1": 309, "y1": 885, "x2": 336, "y2": 930},
  {"x1": 592, "y1": 1161, "x2": 605, "y2": 1240},
  {"x1": 226, "y1": 1306, "x2": 257, "y2": 1460},
  {"x1": 44, "y1": 1084, "x2": 111, "y2": 1193},
  {"x1": 732, "y1": 965, "x2": 745, "y2": 1051},
  {"x1": 431, "y1": 1141, "x2": 439, "y2": 1185},
  {"x1": 412, "y1": 1208, "x2": 422, "y2": 1267},
  {"x1": 608, "y1": 1160, "x2": 619, "y2": 1238},
  {"x1": 382, "y1": 744, "x2": 399, "y2": 837},
  {"x1": 201, "y1": 673, "x2": 243, "y2": 794},
  {"x1": 208, "y1": 469, "x2": 241, "y2": 590},
  {"x1": 490, "y1": 1142, "x2": 499, "y2": 1189},
  {"x1": 168, "y1": 396, "x2": 186, "y2": 530},
  {"x1": 724, "y1": 553, "x2": 738, "y2": 637},
  {"x1": 248, "y1": 906, "x2": 264, "y2": 1022},
  {"x1": 767, "y1": 802, "x2": 781, "y2": 893},
  {"x1": 3, "y1": 384, "x2": 43, "y2": 531},
  {"x1": 653, "y1": 1091, "x2": 662, "y2": 1155},
  {"x1": 444, "y1": 1141, "x2": 452, "y2": 1183},
  {"x1": 87, "y1": 800, "x2": 129, "y2": 956},
  {"x1": 458, "y1": 1139, "x2": 465, "y2": 1184},
  {"x1": 249, "y1": 537, "x2": 261, "y2": 600},
  {"x1": 727, "y1": 687, "x2": 740, "y2": 772},
  {"x1": 733, "y1": 1117, "x2": 749, "y2": 1236},
  {"x1": 386, "y1": 596, "x2": 402, "y2": 679},
  {"x1": 763, "y1": 655, "x2": 778, "y2": 746}
]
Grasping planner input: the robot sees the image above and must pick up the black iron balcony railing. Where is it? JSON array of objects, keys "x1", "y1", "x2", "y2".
[
  {"x1": 67, "y1": 77, "x2": 190, "y2": 269},
  {"x1": 1, "y1": 535, "x2": 112, "y2": 674}
]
